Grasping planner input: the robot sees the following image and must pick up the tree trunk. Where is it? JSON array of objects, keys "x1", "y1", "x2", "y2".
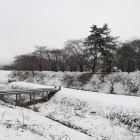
[
  {"x1": 39, "y1": 62, "x2": 42, "y2": 71},
  {"x1": 79, "y1": 65, "x2": 83, "y2": 72},
  {"x1": 32, "y1": 70, "x2": 35, "y2": 76},
  {"x1": 138, "y1": 61, "x2": 140, "y2": 71},
  {"x1": 54, "y1": 66, "x2": 58, "y2": 72},
  {"x1": 70, "y1": 66, "x2": 73, "y2": 72},
  {"x1": 107, "y1": 62, "x2": 112, "y2": 73},
  {"x1": 91, "y1": 65, "x2": 96, "y2": 73},
  {"x1": 127, "y1": 61, "x2": 130, "y2": 74}
]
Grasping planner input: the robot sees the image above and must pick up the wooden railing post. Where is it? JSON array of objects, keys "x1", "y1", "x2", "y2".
[
  {"x1": 46, "y1": 92, "x2": 49, "y2": 101},
  {"x1": 30, "y1": 93, "x2": 32, "y2": 102},
  {"x1": 16, "y1": 94, "x2": 18, "y2": 106},
  {"x1": 42, "y1": 92, "x2": 44, "y2": 100},
  {"x1": 1, "y1": 95, "x2": 4, "y2": 101},
  {"x1": 19, "y1": 94, "x2": 21, "y2": 106},
  {"x1": 33, "y1": 92, "x2": 35, "y2": 104}
]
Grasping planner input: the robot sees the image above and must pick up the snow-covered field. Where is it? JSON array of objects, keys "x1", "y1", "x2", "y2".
[{"x1": 0, "y1": 70, "x2": 140, "y2": 140}]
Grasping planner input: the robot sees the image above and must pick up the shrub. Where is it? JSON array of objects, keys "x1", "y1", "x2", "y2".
[{"x1": 77, "y1": 73, "x2": 93, "y2": 85}]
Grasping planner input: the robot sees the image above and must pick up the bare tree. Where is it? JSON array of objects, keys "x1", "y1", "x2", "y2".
[
  {"x1": 13, "y1": 54, "x2": 39, "y2": 75},
  {"x1": 63, "y1": 48, "x2": 78, "y2": 71},
  {"x1": 129, "y1": 39, "x2": 140, "y2": 70},
  {"x1": 64, "y1": 39, "x2": 88, "y2": 72},
  {"x1": 57, "y1": 49, "x2": 68, "y2": 72},
  {"x1": 44, "y1": 49, "x2": 60, "y2": 71},
  {"x1": 117, "y1": 42, "x2": 136, "y2": 73},
  {"x1": 13, "y1": 55, "x2": 28, "y2": 70},
  {"x1": 33, "y1": 46, "x2": 46, "y2": 71}
]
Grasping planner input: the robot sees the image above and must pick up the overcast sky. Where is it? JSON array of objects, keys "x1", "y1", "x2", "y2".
[{"x1": 0, "y1": 0, "x2": 140, "y2": 65}]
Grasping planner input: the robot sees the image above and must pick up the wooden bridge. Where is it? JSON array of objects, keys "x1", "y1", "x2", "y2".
[{"x1": 0, "y1": 87, "x2": 61, "y2": 106}]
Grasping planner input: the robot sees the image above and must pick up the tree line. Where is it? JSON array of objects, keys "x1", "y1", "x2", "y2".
[{"x1": 3, "y1": 24, "x2": 140, "y2": 73}]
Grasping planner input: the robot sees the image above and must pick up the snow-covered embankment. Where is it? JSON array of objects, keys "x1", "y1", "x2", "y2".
[
  {"x1": 10, "y1": 70, "x2": 140, "y2": 96},
  {"x1": 32, "y1": 88, "x2": 140, "y2": 140}
]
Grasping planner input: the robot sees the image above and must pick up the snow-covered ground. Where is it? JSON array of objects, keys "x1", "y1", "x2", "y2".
[
  {"x1": 32, "y1": 88, "x2": 140, "y2": 140},
  {"x1": 0, "y1": 71, "x2": 92, "y2": 140},
  {"x1": 1, "y1": 70, "x2": 140, "y2": 139},
  {"x1": 0, "y1": 70, "x2": 11, "y2": 84},
  {"x1": 9, "y1": 70, "x2": 140, "y2": 96},
  {"x1": 0, "y1": 70, "x2": 11, "y2": 89},
  {"x1": 0, "y1": 101, "x2": 91, "y2": 140}
]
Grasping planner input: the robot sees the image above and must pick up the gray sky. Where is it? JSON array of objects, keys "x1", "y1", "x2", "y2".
[{"x1": 0, "y1": 0, "x2": 140, "y2": 65}]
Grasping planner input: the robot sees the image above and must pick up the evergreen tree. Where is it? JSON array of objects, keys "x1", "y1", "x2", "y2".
[{"x1": 84, "y1": 24, "x2": 118, "y2": 72}]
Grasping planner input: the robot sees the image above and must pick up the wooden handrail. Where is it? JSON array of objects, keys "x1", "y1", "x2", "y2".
[{"x1": 0, "y1": 87, "x2": 61, "y2": 95}]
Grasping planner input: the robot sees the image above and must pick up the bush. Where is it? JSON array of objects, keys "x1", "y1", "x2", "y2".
[{"x1": 77, "y1": 73, "x2": 93, "y2": 85}]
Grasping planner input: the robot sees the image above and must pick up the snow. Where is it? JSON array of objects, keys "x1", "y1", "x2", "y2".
[
  {"x1": 0, "y1": 71, "x2": 92, "y2": 140},
  {"x1": 9, "y1": 70, "x2": 140, "y2": 96},
  {"x1": 0, "y1": 101, "x2": 91, "y2": 140},
  {"x1": 0, "y1": 70, "x2": 11, "y2": 89},
  {"x1": 31, "y1": 88, "x2": 140, "y2": 139},
  {"x1": 0, "y1": 70, "x2": 11, "y2": 84},
  {"x1": 1, "y1": 70, "x2": 140, "y2": 139},
  {"x1": 5, "y1": 81, "x2": 55, "y2": 90}
]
